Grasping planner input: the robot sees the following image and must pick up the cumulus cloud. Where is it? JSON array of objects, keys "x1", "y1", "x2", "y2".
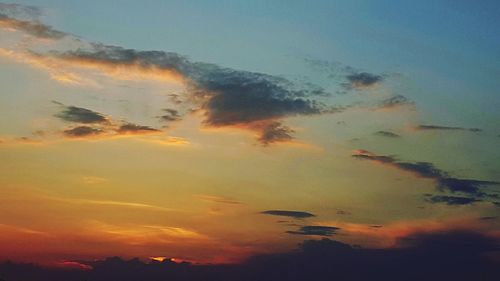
[
  {"x1": 260, "y1": 210, "x2": 316, "y2": 219},
  {"x1": 352, "y1": 150, "x2": 499, "y2": 197},
  {"x1": 286, "y1": 226, "x2": 340, "y2": 236}
]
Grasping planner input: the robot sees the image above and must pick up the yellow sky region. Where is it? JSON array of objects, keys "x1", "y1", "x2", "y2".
[{"x1": 1, "y1": 132, "x2": 498, "y2": 264}]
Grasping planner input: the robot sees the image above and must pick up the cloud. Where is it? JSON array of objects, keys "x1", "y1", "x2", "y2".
[
  {"x1": 374, "y1": 131, "x2": 401, "y2": 138},
  {"x1": 378, "y1": 95, "x2": 414, "y2": 110},
  {"x1": 55, "y1": 104, "x2": 108, "y2": 124},
  {"x1": 63, "y1": 126, "x2": 104, "y2": 138},
  {"x1": 159, "y1": 109, "x2": 181, "y2": 122},
  {"x1": 424, "y1": 195, "x2": 481, "y2": 205},
  {"x1": 256, "y1": 122, "x2": 294, "y2": 145},
  {"x1": 416, "y1": 125, "x2": 482, "y2": 132},
  {"x1": 286, "y1": 225, "x2": 340, "y2": 236},
  {"x1": 260, "y1": 210, "x2": 315, "y2": 219},
  {"x1": 40, "y1": 44, "x2": 339, "y2": 144},
  {"x1": 344, "y1": 72, "x2": 383, "y2": 89},
  {"x1": 0, "y1": 13, "x2": 66, "y2": 39},
  {"x1": 352, "y1": 150, "x2": 499, "y2": 196},
  {"x1": 116, "y1": 123, "x2": 160, "y2": 135}
]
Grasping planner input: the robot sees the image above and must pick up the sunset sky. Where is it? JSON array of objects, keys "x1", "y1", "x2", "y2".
[{"x1": 1, "y1": 1, "x2": 499, "y2": 268}]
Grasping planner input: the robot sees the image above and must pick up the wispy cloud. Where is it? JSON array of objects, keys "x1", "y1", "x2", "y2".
[
  {"x1": 260, "y1": 210, "x2": 316, "y2": 219},
  {"x1": 352, "y1": 150, "x2": 499, "y2": 198}
]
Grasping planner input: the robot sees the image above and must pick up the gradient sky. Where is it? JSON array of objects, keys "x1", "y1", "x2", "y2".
[{"x1": 1, "y1": 0, "x2": 499, "y2": 267}]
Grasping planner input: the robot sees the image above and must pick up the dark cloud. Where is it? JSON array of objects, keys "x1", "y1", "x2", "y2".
[
  {"x1": 286, "y1": 226, "x2": 340, "y2": 236},
  {"x1": 378, "y1": 95, "x2": 414, "y2": 109},
  {"x1": 55, "y1": 104, "x2": 107, "y2": 124},
  {"x1": 416, "y1": 125, "x2": 482, "y2": 132},
  {"x1": 63, "y1": 126, "x2": 103, "y2": 137},
  {"x1": 345, "y1": 72, "x2": 383, "y2": 89},
  {"x1": 352, "y1": 150, "x2": 499, "y2": 197},
  {"x1": 424, "y1": 195, "x2": 481, "y2": 205},
  {"x1": 260, "y1": 210, "x2": 316, "y2": 219},
  {"x1": 256, "y1": 122, "x2": 294, "y2": 145},
  {"x1": 159, "y1": 109, "x2": 181, "y2": 122},
  {"x1": 116, "y1": 123, "x2": 160, "y2": 134},
  {"x1": 2, "y1": 230, "x2": 497, "y2": 281},
  {"x1": 479, "y1": 216, "x2": 498, "y2": 221},
  {"x1": 374, "y1": 131, "x2": 401, "y2": 138},
  {"x1": 336, "y1": 210, "x2": 351, "y2": 215},
  {"x1": 0, "y1": 13, "x2": 66, "y2": 39},
  {"x1": 48, "y1": 45, "x2": 338, "y2": 144}
]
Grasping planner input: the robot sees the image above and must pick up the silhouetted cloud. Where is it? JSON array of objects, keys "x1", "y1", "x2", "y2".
[
  {"x1": 55, "y1": 104, "x2": 107, "y2": 124},
  {"x1": 352, "y1": 150, "x2": 499, "y2": 197},
  {"x1": 416, "y1": 125, "x2": 482, "y2": 132},
  {"x1": 424, "y1": 194, "x2": 481, "y2": 205},
  {"x1": 345, "y1": 72, "x2": 383, "y2": 89},
  {"x1": 2, "y1": 230, "x2": 497, "y2": 281},
  {"x1": 63, "y1": 126, "x2": 103, "y2": 137},
  {"x1": 260, "y1": 210, "x2": 315, "y2": 219},
  {"x1": 374, "y1": 131, "x2": 401, "y2": 138},
  {"x1": 287, "y1": 225, "x2": 340, "y2": 236},
  {"x1": 116, "y1": 123, "x2": 160, "y2": 134},
  {"x1": 378, "y1": 95, "x2": 414, "y2": 109}
]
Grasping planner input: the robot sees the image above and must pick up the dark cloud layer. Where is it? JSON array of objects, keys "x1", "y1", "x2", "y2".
[
  {"x1": 260, "y1": 210, "x2": 315, "y2": 219},
  {"x1": 352, "y1": 150, "x2": 499, "y2": 197},
  {"x1": 1, "y1": 230, "x2": 498, "y2": 281},
  {"x1": 55, "y1": 105, "x2": 107, "y2": 124},
  {"x1": 63, "y1": 126, "x2": 103, "y2": 137},
  {"x1": 286, "y1": 226, "x2": 340, "y2": 236},
  {"x1": 417, "y1": 125, "x2": 482, "y2": 132}
]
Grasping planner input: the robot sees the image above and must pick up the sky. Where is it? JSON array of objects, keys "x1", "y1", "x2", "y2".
[{"x1": 0, "y1": 0, "x2": 499, "y2": 272}]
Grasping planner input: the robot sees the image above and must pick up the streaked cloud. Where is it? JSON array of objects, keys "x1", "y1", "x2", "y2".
[
  {"x1": 54, "y1": 103, "x2": 108, "y2": 124},
  {"x1": 286, "y1": 225, "x2": 340, "y2": 236},
  {"x1": 260, "y1": 210, "x2": 316, "y2": 219},
  {"x1": 416, "y1": 125, "x2": 482, "y2": 132},
  {"x1": 374, "y1": 131, "x2": 401, "y2": 138},
  {"x1": 352, "y1": 150, "x2": 499, "y2": 197}
]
